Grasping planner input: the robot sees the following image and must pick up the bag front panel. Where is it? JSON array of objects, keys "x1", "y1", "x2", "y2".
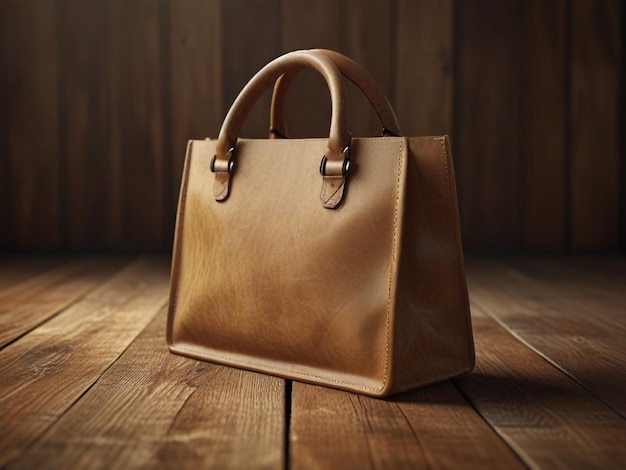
[{"x1": 168, "y1": 137, "x2": 408, "y2": 394}]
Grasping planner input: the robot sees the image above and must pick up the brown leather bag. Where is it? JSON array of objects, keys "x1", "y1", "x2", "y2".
[{"x1": 167, "y1": 50, "x2": 474, "y2": 397}]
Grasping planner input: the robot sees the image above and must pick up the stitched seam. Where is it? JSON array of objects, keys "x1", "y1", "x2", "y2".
[
  {"x1": 380, "y1": 139, "x2": 405, "y2": 392},
  {"x1": 320, "y1": 177, "x2": 345, "y2": 204},
  {"x1": 167, "y1": 141, "x2": 194, "y2": 342},
  {"x1": 214, "y1": 175, "x2": 228, "y2": 199},
  {"x1": 172, "y1": 344, "x2": 377, "y2": 391},
  {"x1": 440, "y1": 138, "x2": 473, "y2": 366}
]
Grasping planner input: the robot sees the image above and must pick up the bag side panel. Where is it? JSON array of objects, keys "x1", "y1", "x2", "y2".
[
  {"x1": 390, "y1": 136, "x2": 475, "y2": 393},
  {"x1": 167, "y1": 140, "x2": 194, "y2": 345}
]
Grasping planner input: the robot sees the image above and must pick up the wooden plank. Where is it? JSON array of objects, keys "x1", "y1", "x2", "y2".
[
  {"x1": 0, "y1": 2, "x2": 9, "y2": 249},
  {"x1": 521, "y1": 0, "x2": 567, "y2": 251},
  {"x1": 106, "y1": 1, "x2": 166, "y2": 251},
  {"x1": 623, "y1": 45, "x2": 626, "y2": 252},
  {"x1": 0, "y1": 257, "x2": 169, "y2": 467},
  {"x1": 468, "y1": 255, "x2": 626, "y2": 335},
  {"x1": 554, "y1": 255, "x2": 626, "y2": 284},
  {"x1": 455, "y1": 0, "x2": 523, "y2": 251},
  {"x1": 455, "y1": 305, "x2": 626, "y2": 469},
  {"x1": 10, "y1": 307, "x2": 285, "y2": 469},
  {"x1": 0, "y1": 256, "x2": 66, "y2": 290},
  {"x1": 221, "y1": 0, "x2": 281, "y2": 139},
  {"x1": 281, "y1": 0, "x2": 342, "y2": 138},
  {"x1": 60, "y1": 0, "x2": 113, "y2": 251},
  {"x1": 290, "y1": 382, "x2": 523, "y2": 467},
  {"x1": 570, "y1": 0, "x2": 621, "y2": 250},
  {"x1": 0, "y1": 257, "x2": 127, "y2": 347},
  {"x1": 466, "y1": 257, "x2": 626, "y2": 418},
  {"x1": 0, "y1": 0, "x2": 61, "y2": 251},
  {"x1": 342, "y1": 0, "x2": 393, "y2": 137},
  {"x1": 509, "y1": 256, "x2": 626, "y2": 330},
  {"x1": 395, "y1": 0, "x2": 454, "y2": 136},
  {"x1": 169, "y1": 0, "x2": 222, "y2": 241},
  {"x1": 469, "y1": 256, "x2": 626, "y2": 333}
]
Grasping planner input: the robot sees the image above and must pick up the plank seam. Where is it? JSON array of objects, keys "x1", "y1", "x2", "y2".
[
  {"x1": 10, "y1": 299, "x2": 168, "y2": 467},
  {"x1": 389, "y1": 0, "x2": 397, "y2": 108},
  {"x1": 159, "y1": 0, "x2": 174, "y2": 251},
  {"x1": 509, "y1": 257, "x2": 626, "y2": 333},
  {"x1": 56, "y1": 0, "x2": 68, "y2": 251},
  {"x1": 450, "y1": 378, "x2": 530, "y2": 469},
  {"x1": 473, "y1": 297, "x2": 626, "y2": 420},
  {"x1": 164, "y1": 366, "x2": 208, "y2": 435},
  {"x1": 284, "y1": 380, "x2": 292, "y2": 470},
  {"x1": 394, "y1": 402, "x2": 427, "y2": 461},
  {"x1": 0, "y1": 259, "x2": 134, "y2": 351},
  {"x1": 617, "y1": 3, "x2": 626, "y2": 252},
  {"x1": 472, "y1": 257, "x2": 626, "y2": 418},
  {"x1": 564, "y1": 0, "x2": 573, "y2": 252}
]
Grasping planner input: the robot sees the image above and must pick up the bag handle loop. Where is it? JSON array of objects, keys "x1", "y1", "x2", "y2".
[
  {"x1": 269, "y1": 49, "x2": 402, "y2": 139},
  {"x1": 213, "y1": 50, "x2": 351, "y2": 208}
]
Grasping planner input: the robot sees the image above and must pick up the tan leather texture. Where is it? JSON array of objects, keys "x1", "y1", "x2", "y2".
[
  {"x1": 270, "y1": 49, "x2": 402, "y2": 138},
  {"x1": 216, "y1": 51, "x2": 351, "y2": 173},
  {"x1": 167, "y1": 50, "x2": 474, "y2": 397}
]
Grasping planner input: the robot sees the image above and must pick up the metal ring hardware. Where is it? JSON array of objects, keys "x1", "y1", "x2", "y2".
[
  {"x1": 382, "y1": 127, "x2": 398, "y2": 137},
  {"x1": 210, "y1": 147, "x2": 235, "y2": 173},
  {"x1": 319, "y1": 146, "x2": 350, "y2": 177}
]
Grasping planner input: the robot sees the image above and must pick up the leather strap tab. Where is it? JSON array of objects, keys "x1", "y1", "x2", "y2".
[
  {"x1": 213, "y1": 172, "x2": 231, "y2": 201},
  {"x1": 214, "y1": 51, "x2": 352, "y2": 205},
  {"x1": 321, "y1": 175, "x2": 347, "y2": 209},
  {"x1": 216, "y1": 51, "x2": 350, "y2": 168}
]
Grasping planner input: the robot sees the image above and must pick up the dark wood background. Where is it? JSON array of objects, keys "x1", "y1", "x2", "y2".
[{"x1": 0, "y1": 0, "x2": 623, "y2": 253}]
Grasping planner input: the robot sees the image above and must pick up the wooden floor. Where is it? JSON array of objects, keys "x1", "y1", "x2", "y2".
[{"x1": 0, "y1": 256, "x2": 624, "y2": 469}]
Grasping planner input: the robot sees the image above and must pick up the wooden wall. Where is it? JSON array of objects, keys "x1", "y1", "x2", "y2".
[{"x1": 0, "y1": 0, "x2": 623, "y2": 253}]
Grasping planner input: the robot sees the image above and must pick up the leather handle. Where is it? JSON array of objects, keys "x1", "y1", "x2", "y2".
[
  {"x1": 269, "y1": 49, "x2": 402, "y2": 139},
  {"x1": 215, "y1": 51, "x2": 350, "y2": 175}
]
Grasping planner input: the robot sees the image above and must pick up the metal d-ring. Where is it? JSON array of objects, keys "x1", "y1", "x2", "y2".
[
  {"x1": 319, "y1": 146, "x2": 350, "y2": 177},
  {"x1": 210, "y1": 147, "x2": 235, "y2": 173}
]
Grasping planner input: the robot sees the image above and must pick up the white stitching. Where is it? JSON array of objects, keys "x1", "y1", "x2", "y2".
[{"x1": 440, "y1": 137, "x2": 473, "y2": 366}]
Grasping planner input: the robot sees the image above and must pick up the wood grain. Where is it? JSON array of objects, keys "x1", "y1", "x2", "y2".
[
  {"x1": 1, "y1": 0, "x2": 624, "y2": 253},
  {"x1": 570, "y1": 0, "x2": 622, "y2": 250},
  {"x1": 290, "y1": 381, "x2": 523, "y2": 468},
  {"x1": 521, "y1": 0, "x2": 567, "y2": 251},
  {"x1": 0, "y1": 257, "x2": 126, "y2": 347},
  {"x1": 221, "y1": 0, "x2": 281, "y2": 140},
  {"x1": 455, "y1": 305, "x2": 626, "y2": 469},
  {"x1": 342, "y1": 0, "x2": 393, "y2": 137},
  {"x1": 60, "y1": 0, "x2": 112, "y2": 251},
  {"x1": 0, "y1": 256, "x2": 65, "y2": 290},
  {"x1": 0, "y1": 255, "x2": 625, "y2": 466},
  {"x1": 508, "y1": 256, "x2": 626, "y2": 332},
  {"x1": 455, "y1": 0, "x2": 523, "y2": 251},
  {"x1": 106, "y1": 0, "x2": 166, "y2": 251},
  {"x1": 281, "y1": 0, "x2": 342, "y2": 138},
  {"x1": 466, "y1": 257, "x2": 626, "y2": 418},
  {"x1": 0, "y1": 0, "x2": 61, "y2": 251},
  {"x1": 10, "y1": 306, "x2": 285, "y2": 470},
  {"x1": 395, "y1": 0, "x2": 454, "y2": 137},
  {"x1": 394, "y1": 383, "x2": 525, "y2": 469},
  {"x1": 0, "y1": 2, "x2": 9, "y2": 249},
  {"x1": 0, "y1": 257, "x2": 169, "y2": 467},
  {"x1": 169, "y1": 0, "x2": 222, "y2": 238}
]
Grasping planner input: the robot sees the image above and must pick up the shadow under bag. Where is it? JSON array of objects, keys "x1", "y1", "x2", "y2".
[{"x1": 167, "y1": 49, "x2": 474, "y2": 397}]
